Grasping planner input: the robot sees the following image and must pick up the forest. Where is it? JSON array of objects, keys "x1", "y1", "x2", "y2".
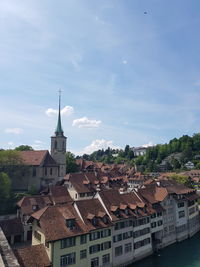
[{"x1": 78, "y1": 133, "x2": 200, "y2": 172}]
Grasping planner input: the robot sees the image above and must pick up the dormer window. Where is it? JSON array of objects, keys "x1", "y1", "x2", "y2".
[
  {"x1": 114, "y1": 209, "x2": 120, "y2": 217},
  {"x1": 92, "y1": 217, "x2": 97, "y2": 226},
  {"x1": 32, "y1": 205, "x2": 38, "y2": 211},
  {"x1": 102, "y1": 215, "x2": 108, "y2": 224},
  {"x1": 124, "y1": 209, "x2": 129, "y2": 215},
  {"x1": 66, "y1": 219, "x2": 75, "y2": 230}
]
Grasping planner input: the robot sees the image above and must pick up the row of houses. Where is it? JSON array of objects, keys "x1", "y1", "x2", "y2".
[{"x1": 11, "y1": 179, "x2": 199, "y2": 267}]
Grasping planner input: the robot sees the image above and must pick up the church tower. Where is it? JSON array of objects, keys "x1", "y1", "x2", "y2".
[{"x1": 51, "y1": 91, "x2": 67, "y2": 178}]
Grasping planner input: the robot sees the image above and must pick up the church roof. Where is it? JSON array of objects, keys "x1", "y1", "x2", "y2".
[{"x1": 19, "y1": 150, "x2": 57, "y2": 166}]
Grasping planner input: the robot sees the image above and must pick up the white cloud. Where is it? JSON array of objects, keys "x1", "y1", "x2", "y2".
[
  {"x1": 8, "y1": 141, "x2": 14, "y2": 146},
  {"x1": 45, "y1": 108, "x2": 57, "y2": 117},
  {"x1": 72, "y1": 117, "x2": 101, "y2": 128},
  {"x1": 61, "y1": 106, "x2": 74, "y2": 116},
  {"x1": 34, "y1": 140, "x2": 45, "y2": 144},
  {"x1": 142, "y1": 141, "x2": 155, "y2": 148},
  {"x1": 45, "y1": 106, "x2": 74, "y2": 117},
  {"x1": 122, "y1": 60, "x2": 128, "y2": 64},
  {"x1": 5, "y1": 128, "x2": 23, "y2": 134},
  {"x1": 76, "y1": 139, "x2": 120, "y2": 155},
  {"x1": 31, "y1": 140, "x2": 46, "y2": 150}
]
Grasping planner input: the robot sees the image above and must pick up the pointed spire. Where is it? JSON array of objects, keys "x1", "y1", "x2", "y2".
[{"x1": 55, "y1": 90, "x2": 64, "y2": 136}]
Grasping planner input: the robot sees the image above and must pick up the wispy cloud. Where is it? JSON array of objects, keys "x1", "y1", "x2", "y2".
[
  {"x1": 5, "y1": 128, "x2": 23, "y2": 134},
  {"x1": 72, "y1": 117, "x2": 102, "y2": 128}
]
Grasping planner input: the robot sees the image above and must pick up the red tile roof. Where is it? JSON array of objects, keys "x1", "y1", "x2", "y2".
[
  {"x1": 31, "y1": 204, "x2": 88, "y2": 242},
  {"x1": 15, "y1": 244, "x2": 51, "y2": 267},
  {"x1": 47, "y1": 185, "x2": 73, "y2": 204},
  {"x1": 17, "y1": 195, "x2": 52, "y2": 215},
  {"x1": 138, "y1": 185, "x2": 168, "y2": 204},
  {"x1": 75, "y1": 199, "x2": 112, "y2": 231},
  {"x1": 0, "y1": 218, "x2": 23, "y2": 237},
  {"x1": 19, "y1": 150, "x2": 56, "y2": 166}
]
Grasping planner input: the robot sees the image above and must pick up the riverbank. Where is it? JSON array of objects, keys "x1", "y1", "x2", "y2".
[{"x1": 129, "y1": 232, "x2": 200, "y2": 267}]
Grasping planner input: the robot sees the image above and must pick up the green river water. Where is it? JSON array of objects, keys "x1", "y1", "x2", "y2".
[{"x1": 129, "y1": 232, "x2": 200, "y2": 267}]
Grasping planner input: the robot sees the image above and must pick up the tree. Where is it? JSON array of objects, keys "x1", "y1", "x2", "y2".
[
  {"x1": 171, "y1": 158, "x2": 181, "y2": 170},
  {"x1": 168, "y1": 174, "x2": 188, "y2": 185},
  {"x1": 0, "y1": 172, "x2": 11, "y2": 199},
  {"x1": 195, "y1": 162, "x2": 200, "y2": 169},
  {"x1": 15, "y1": 145, "x2": 33, "y2": 151},
  {"x1": 66, "y1": 152, "x2": 79, "y2": 173}
]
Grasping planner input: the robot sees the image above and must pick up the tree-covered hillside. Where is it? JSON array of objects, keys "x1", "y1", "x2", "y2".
[{"x1": 78, "y1": 133, "x2": 200, "y2": 171}]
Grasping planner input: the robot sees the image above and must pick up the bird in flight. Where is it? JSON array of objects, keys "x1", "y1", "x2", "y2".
[{"x1": 144, "y1": 11, "x2": 147, "y2": 14}]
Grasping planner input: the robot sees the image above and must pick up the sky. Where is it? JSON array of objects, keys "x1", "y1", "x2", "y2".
[{"x1": 1, "y1": 0, "x2": 200, "y2": 155}]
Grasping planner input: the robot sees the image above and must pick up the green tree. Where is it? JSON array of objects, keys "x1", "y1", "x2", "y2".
[
  {"x1": 171, "y1": 158, "x2": 181, "y2": 170},
  {"x1": 15, "y1": 145, "x2": 33, "y2": 151},
  {"x1": 168, "y1": 174, "x2": 188, "y2": 185},
  {"x1": 0, "y1": 172, "x2": 11, "y2": 199},
  {"x1": 66, "y1": 152, "x2": 79, "y2": 173},
  {"x1": 195, "y1": 162, "x2": 200, "y2": 169}
]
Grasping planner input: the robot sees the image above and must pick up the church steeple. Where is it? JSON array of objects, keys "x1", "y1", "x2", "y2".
[
  {"x1": 51, "y1": 90, "x2": 67, "y2": 179},
  {"x1": 55, "y1": 90, "x2": 64, "y2": 136}
]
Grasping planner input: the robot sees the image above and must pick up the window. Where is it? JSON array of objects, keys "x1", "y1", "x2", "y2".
[
  {"x1": 151, "y1": 222, "x2": 157, "y2": 228},
  {"x1": 124, "y1": 242, "x2": 132, "y2": 253},
  {"x1": 80, "y1": 234, "x2": 87, "y2": 244},
  {"x1": 169, "y1": 225, "x2": 175, "y2": 232},
  {"x1": 45, "y1": 167, "x2": 47, "y2": 176},
  {"x1": 34, "y1": 231, "x2": 41, "y2": 241},
  {"x1": 101, "y1": 241, "x2": 111, "y2": 250},
  {"x1": 157, "y1": 212, "x2": 162, "y2": 217},
  {"x1": 151, "y1": 213, "x2": 156, "y2": 218},
  {"x1": 115, "y1": 246, "x2": 123, "y2": 256},
  {"x1": 158, "y1": 220, "x2": 163, "y2": 226},
  {"x1": 92, "y1": 217, "x2": 97, "y2": 226},
  {"x1": 101, "y1": 229, "x2": 111, "y2": 238},
  {"x1": 66, "y1": 220, "x2": 75, "y2": 230},
  {"x1": 62, "y1": 141, "x2": 65, "y2": 150},
  {"x1": 90, "y1": 231, "x2": 100, "y2": 241},
  {"x1": 114, "y1": 220, "x2": 132, "y2": 230},
  {"x1": 102, "y1": 254, "x2": 110, "y2": 265},
  {"x1": 178, "y1": 202, "x2": 185, "y2": 208},
  {"x1": 89, "y1": 244, "x2": 101, "y2": 254},
  {"x1": 80, "y1": 193, "x2": 85, "y2": 198},
  {"x1": 102, "y1": 216, "x2": 108, "y2": 224},
  {"x1": 60, "y1": 253, "x2": 76, "y2": 267},
  {"x1": 123, "y1": 231, "x2": 133, "y2": 240},
  {"x1": 80, "y1": 249, "x2": 87, "y2": 259},
  {"x1": 189, "y1": 207, "x2": 195, "y2": 215},
  {"x1": 133, "y1": 227, "x2": 150, "y2": 238},
  {"x1": 32, "y1": 205, "x2": 38, "y2": 211},
  {"x1": 32, "y1": 167, "x2": 36, "y2": 177},
  {"x1": 168, "y1": 208, "x2": 173, "y2": 214},
  {"x1": 188, "y1": 200, "x2": 195, "y2": 207},
  {"x1": 134, "y1": 238, "x2": 150, "y2": 249},
  {"x1": 61, "y1": 237, "x2": 76, "y2": 249},
  {"x1": 50, "y1": 168, "x2": 53, "y2": 175},
  {"x1": 91, "y1": 257, "x2": 99, "y2": 267},
  {"x1": 113, "y1": 234, "x2": 122, "y2": 243},
  {"x1": 179, "y1": 211, "x2": 185, "y2": 218}
]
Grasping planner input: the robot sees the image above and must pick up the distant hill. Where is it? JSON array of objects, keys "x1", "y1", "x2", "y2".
[{"x1": 77, "y1": 133, "x2": 200, "y2": 172}]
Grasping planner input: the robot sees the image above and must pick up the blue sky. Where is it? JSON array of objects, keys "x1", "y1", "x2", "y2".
[{"x1": 1, "y1": 0, "x2": 200, "y2": 155}]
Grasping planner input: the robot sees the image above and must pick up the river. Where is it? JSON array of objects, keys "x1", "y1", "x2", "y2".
[{"x1": 129, "y1": 232, "x2": 200, "y2": 267}]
